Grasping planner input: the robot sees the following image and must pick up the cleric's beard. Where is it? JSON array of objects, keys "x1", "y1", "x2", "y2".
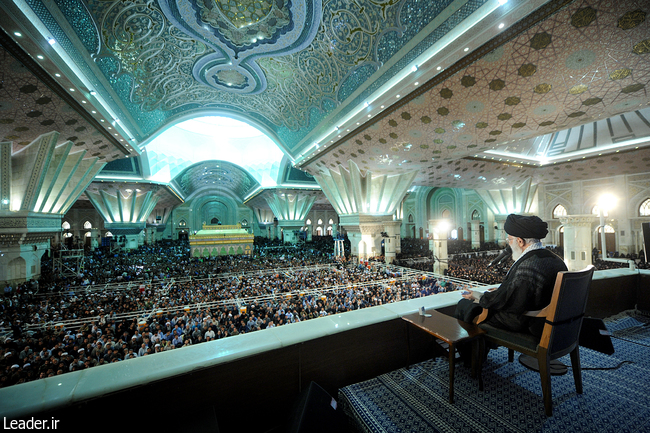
[{"x1": 511, "y1": 242, "x2": 524, "y2": 261}]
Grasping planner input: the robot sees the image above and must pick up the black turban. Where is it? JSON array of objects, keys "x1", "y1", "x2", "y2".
[{"x1": 504, "y1": 214, "x2": 548, "y2": 240}]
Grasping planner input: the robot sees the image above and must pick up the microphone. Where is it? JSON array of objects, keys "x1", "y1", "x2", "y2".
[{"x1": 489, "y1": 245, "x2": 512, "y2": 267}]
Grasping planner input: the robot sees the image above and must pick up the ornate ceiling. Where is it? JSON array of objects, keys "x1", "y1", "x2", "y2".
[
  {"x1": 1, "y1": 0, "x2": 649, "y2": 213},
  {"x1": 171, "y1": 160, "x2": 260, "y2": 199}
]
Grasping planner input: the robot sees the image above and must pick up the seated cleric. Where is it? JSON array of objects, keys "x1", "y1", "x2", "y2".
[{"x1": 454, "y1": 214, "x2": 567, "y2": 337}]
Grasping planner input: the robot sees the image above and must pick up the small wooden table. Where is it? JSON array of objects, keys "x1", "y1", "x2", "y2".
[{"x1": 402, "y1": 310, "x2": 485, "y2": 403}]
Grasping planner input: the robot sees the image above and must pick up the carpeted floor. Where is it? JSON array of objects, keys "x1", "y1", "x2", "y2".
[{"x1": 339, "y1": 311, "x2": 650, "y2": 433}]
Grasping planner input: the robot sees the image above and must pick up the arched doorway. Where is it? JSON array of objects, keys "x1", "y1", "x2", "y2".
[{"x1": 597, "y1": 225, "x2": 616, "y2": 256}]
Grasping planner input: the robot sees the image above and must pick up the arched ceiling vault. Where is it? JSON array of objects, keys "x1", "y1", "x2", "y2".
[{"x1": 1, "y1": 0, "x2": 649, "y2": 207}]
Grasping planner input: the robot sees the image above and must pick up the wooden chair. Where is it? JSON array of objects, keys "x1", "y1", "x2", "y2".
[{"x1": 476, "y1": 265, "x2": 595, "y2": 416}]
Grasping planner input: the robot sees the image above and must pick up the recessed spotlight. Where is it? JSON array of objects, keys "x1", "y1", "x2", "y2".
[
  {"x1": 381, "y1": 105, "x2": 385, "y2": 109},
  {"x1": 414, "y1": 82, "x2": 419, "y2": 86},
  {"x1": 364, "y1": 102, "x2": 369, "y2": 107},
  {"x1": 14, "y1": 32, "x2": 22, "y2": 37},
  {"x1": 463, "y1": 47, "x2": 469, "y2": 52},
  {"x1": 55, "y1": 73, "x2": 61, "y2": 77},
  {"x1": 69, "y1": 88, "x2": 75, "y2": 92},
  {"x1": 48, "y1": 38, "x2": 56, "y2": 45},
  {"x1": 411, "y1": 65, "x2": 418, "y2": 72},
  {"x1": 498, "y1": 23, "x2": 505, "y2": 29},
  {"x1": 37, "y1": 55, "x2": 44, "y2": 60},
  {"x1": 91, "y1": 110, "x2": 96, "y2": 114},
  {"x1": 436, "y1": 66, "x2": 441, "y2": 71},
  {"x1": 396, "y1": 95, "x2": 400, "y2": 98}
]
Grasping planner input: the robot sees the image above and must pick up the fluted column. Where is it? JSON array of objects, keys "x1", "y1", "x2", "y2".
[
  {"x1": 265, "y1": 192, "x2": 316, "y2": 244},
  {"x1": 0, "y1": 132, "x2": 104, "y2": 283},
  {"x1": 477, "y1": 177, "x2": 537, "y2": 217},
  {"x1": 254, "y1": 208, "x2": 275, "y2": 239},
  {"x1": 314, "y1": 160, "x2": 415, "y2": 258},
  {"x1": 560, "y1": 215, "x2": 596, "y2": 271},
  {"x1": 86, "y1": 189, "x2": 159, "y2": 250}
]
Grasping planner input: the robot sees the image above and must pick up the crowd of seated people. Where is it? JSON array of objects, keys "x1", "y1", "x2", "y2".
[
  {"x1": 1, "y1": 234, "x2": 647, "y2": 389},
  {"x1": 0, "y1": 239, "x2": 466, "y2": 389}
]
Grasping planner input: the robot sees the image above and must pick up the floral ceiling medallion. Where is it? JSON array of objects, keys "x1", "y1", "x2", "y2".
[{"x1": 158, "y1": 0, "x2": 322, "y2": 94}]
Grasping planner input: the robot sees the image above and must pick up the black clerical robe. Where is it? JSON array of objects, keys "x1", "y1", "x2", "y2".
[{"x1": 479, "y1": 248, "x2": 567, "y2": 335}]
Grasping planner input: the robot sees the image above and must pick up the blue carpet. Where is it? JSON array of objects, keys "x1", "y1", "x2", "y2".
[{"x1": 339, "y1": 312, "x2": 650, "y2": 433}]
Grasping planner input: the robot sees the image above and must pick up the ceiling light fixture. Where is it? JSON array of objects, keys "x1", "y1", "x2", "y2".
[
  {"x1": 498, "y1": 23, "x2": 505, "y2": 29},
  {"x1": 48, "y1": 38, "x2": 56, "y2": 45},
  {"x1": 14, "y1": 32, "x2": 22, "y2": 37}
]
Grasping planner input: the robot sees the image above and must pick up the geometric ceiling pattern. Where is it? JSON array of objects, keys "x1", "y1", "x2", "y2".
[
  {"x1": 0, "y1": 44, "x2": 126, "y2": 162},
  {"x1": 301, "y1": 0, "x2": 650, "y2": 188},
  {"x1": 1, "y1": 0, "x2": 649, "y2": 213}
]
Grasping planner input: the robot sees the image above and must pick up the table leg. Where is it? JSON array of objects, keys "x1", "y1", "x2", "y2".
[
  {"x1": 448, "y1": 342, "x2": 455, "y2": 404},
  {"x1": 471, "y1": 338, "x2": 483, "y2": 391},
  {"x1": 405, "y1": 323, "x2": 411, "y2": 368}
]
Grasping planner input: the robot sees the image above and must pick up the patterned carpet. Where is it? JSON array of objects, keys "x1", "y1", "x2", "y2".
[{"x1": 339, "y1": 311, "x2": 650, "y2": 433}]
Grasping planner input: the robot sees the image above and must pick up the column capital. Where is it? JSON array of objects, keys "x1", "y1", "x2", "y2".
[{"x1": 560, "y1": 214, "x2": 598, "y2": 227}]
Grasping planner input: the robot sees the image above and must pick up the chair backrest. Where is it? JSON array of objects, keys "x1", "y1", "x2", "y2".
[{"x1": 538, "y1": 265, "x2": 595, "y2": 359}]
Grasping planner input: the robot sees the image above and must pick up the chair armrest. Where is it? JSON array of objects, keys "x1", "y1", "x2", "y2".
[
  {"x1": 523, "y1": 306, "x2": 549, "y2": 318},
  {"x1": 474, "y1": 305, "x2": 549, "y2": 325},
  {"x1": 474, "y1": 308, "x2": 489, "y2": 324}
]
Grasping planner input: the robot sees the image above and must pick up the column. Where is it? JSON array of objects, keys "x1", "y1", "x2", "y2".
[
  {"x1": 495, "y1": 215, "x2": 507, "y2": 247},
  {"x1": 0, "y1": 132, "x2": 103, "y2": 283},
  {"x1": 560, "y1": 215, "x2": 596, "y2": 271},
  {"x1": 314, "y1": 160, "x2": 416, "y2": 260},
  {"x1": 86, "y1": 188, "x2": 159, "y2": 251},
  {"x1": 264, "y1": 192, "x2": 315, "y2": 244},
  {"x1": 383, "y1": 221, "x2": 401, "y2": 264},
  {"x1": 429, "y1": 219, "x2": 450, "y2": 274},
  {"x1": 470, "y1": 220, "x2": 481, "y2": 249}
]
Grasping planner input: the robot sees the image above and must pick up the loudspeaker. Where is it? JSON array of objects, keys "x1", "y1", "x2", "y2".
[
  {"x1": 642, "y1": 222, "x2": 650, "y2": 263},
  {"x1": 286, "y1": 382, "x2": 349, "y2": 433}
]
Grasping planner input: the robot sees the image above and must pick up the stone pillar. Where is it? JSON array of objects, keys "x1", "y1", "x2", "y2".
[
  {"x1": 277, "y1": 221, "x2": 304, "y2": 244},
  {"x1": 560, "y1": 215, "x2": 596, "y2": 271},
  {"x1": 86, "y1": 188, "x2": 159, "y2": 249},
  {"x1": 429, "y1": 219, "x2": 450, "y2": 274},
  {"x1": 0, "y1": 232, "x2": 52, "y2": 284},
  {"x1": 90, "y1": 228, "x2": 100, "y2": 251},
  {"x1": 105, "y1": 223, "x2": 146, "y2": 250},
  {"x1": 265, "y1": 192, "x2": 315, "y2": 244},
  {"x1": 0, "y1": 132, "x2": 103, "y2": 282},
  {"x1": 495, "y1": 215, "x2": 507, "y2": 247},
  {"x1": 470, "y1": 220, "x2": 481, "y2": 249},
  {"x1": 383, "y1": 221, "x2": 401, "y2": 264}
]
